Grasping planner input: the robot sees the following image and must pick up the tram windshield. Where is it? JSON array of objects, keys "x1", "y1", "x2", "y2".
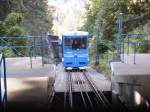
[{"x1": 64, "y1": 37, "x2": 87, "y2": 50}]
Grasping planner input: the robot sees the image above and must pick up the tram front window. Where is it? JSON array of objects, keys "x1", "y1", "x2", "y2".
[{"x1": 64, "y1": 37, "x2": 87, "y2": 50}]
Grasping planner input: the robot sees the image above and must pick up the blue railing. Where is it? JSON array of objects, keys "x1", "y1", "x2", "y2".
[
  {"x1": 117, "y1": 12, "x2": 150, "y2": 64},
  {"x1": 0, "y1": 35, "x2": 56, "y2": 68},
  {"x1": 0, "y1": 53, "x2": 7, "y2": 112}
]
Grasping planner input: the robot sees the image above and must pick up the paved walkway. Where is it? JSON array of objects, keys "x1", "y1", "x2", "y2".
[{"x1": 6, "y1": 57, "x2": 54, "y2": 77}]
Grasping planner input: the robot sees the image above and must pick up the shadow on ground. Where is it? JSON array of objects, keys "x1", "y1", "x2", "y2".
[{"x1": 7, "y1": 77, "x2": 54, "y2": 112}]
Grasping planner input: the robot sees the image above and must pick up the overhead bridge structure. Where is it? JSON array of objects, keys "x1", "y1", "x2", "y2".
[{"x1": 0, "y1": 35, "x2": 112, "y2": 112}]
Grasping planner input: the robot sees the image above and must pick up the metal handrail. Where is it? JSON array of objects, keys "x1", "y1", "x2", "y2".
[
  {"x1": 0, "y1": 35, "x2": 52, "y2": 68},
  {"x1": 117, "y1": 13, "x2": 150, "y2": 64},
  {"x1": 0, "y1": 36, "x2": 46, "y2": 39}
]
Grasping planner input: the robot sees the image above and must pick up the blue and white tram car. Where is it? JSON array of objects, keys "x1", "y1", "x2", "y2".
[{"x1": 62, "y1": 31, "x2": 89, "y2": 70}]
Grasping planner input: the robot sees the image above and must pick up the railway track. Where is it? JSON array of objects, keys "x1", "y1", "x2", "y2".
[
  {"x1": 67, "y1": 71, "x2": 73, "y2": 109},
  {"x1": 83, "y1": 71, "x2": 112, "y2": 111},
  {"x1": 48, "y1": 70, "x2": 112, "y2": 112}
]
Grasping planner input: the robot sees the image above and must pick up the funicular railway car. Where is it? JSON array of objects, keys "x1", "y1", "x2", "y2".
[{"x1": 62, "y1": 31, "x2": 89, "y2": 70}]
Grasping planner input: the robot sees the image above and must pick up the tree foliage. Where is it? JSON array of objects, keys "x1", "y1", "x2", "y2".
[
  {"x1": 3, "y1": 12, "x2": 26, "y2": 36},
  {"x1": 0, "y1": 0, "x2": 53, "y2": 56},
  {"x1": 83, "y1": 0, "x2": 150, "y2": 40},
  {"x1": 83, "y1": 0, "x2": 150, "y2": 51},
  {"x1": 83, "y1": 0, "x2": 150, "y2": 75},
  {"x1": 0, "y1": 0, "x2": 53, "y2": 35},
  {"x1": 0, "y1": 12, "x2": 28, "y2": 56}
]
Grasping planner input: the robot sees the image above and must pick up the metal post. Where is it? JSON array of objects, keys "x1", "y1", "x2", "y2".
[
  {"x1": 95, "y1": 23, "x2": 101, "y2": 65},
  {"x1": 117, "y1": 11, "x2": 123, "y2": 60},
  {"x1": 134, "y1": 44, "x2": 136, "y2": 64},
  {"x1": 127, "y1": 36, "x2": 129, "y2": 55},
  {"x1": 29, "y1": 47, "x2": 32, "y2": 68},
  {"x1": 40, "y1": 36, "x2": 44, "y2": 67},
  {"x1": 3, "y1": 54, "x2": 8, "y2": 112},
  {"x1": 33, "y1": 36, "x2": 36, "y2": 58},
  {"x1": 122, "y1": 37, "x2": 124, "y2": 63},
  {"x1": 120, "y1": 13, "x2": 123, "y2": 57}
]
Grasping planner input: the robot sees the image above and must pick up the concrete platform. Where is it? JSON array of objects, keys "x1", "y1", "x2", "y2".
[
  {"x1": 5, "y1": 57, "x2": 55, "y2": 112},
  {"x1": 111, "y1": 54, "x2": 150, "y2": 76},
  {"x1": 111, "y1": 53, "x2": 150, "y2": 107},
  {"x1": 54, "y1": 64, "x2": 111, "y2": 92}
]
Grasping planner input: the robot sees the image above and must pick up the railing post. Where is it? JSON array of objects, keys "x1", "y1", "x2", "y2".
[
  {"x1": 117, "y1": 12, "x2": 123, "y2": 60},
  {"x1": 134, "y1": 44, "x2": 136, "y2": 64},
  {"x1": 29, "y1": 47, "x2": 33, "y2": 69},
  {"x1": 3, "y1": 54, "x2": 7, "y2": 112},
  {"x1": 122, "y1": 37, "x2": 124, "y2": 63},
  {"x1": 0, "y1": 53, "x2": 8, "y2": 112},
  {"x1": 41, "y1": 36, "x2": 44, "y2": 67},
  {"x1": 127, "y1": 36, "x2": 129, "y2": 55}
]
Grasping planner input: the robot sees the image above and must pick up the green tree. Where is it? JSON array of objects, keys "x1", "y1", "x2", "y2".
[
  {"x1": 0, "y1": 0, "x2": 54, "y2": 56},
  {"x1": 0, "y1": 12, "x2": 28, "y2": 56},
  {"x1": 3, "y1": 12, "x2": 26, "y2": 36},
  {"x1": 82, "y1": 0, "x2": 150, "y2": 76},
  {"x1": 0, "y1": 0, "x2": 53, "y2": 35}
]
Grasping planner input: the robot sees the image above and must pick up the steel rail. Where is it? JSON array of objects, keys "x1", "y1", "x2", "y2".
[
  {"x1": 47, "y1": 77, "x2": 55, "y2": 110},
  {"x1": 79, "y1": 72, "x2": 94, "y2": 110},
  {"x1": 67, "y1": 71, "x2": 73, "y2": 109},
  {"x1": 74, "y1": 72, "x2": 87, "y2": 109},
  {"x1": 87, "y1": 71, "x2": 112, "y2": 110},
  {"x1": 64, "y1": 71, "x2": 67, "y2": 108},
  {"x1": 86, "y1": 71, "x2": 111, "y2": 107},
  {"x1": 83, "y1": 71, "x2": 103, "y2": 103},
  {"x1": 83, "y1": 71, "x2": 111, "y2": 111},
  {"x1": 86, "y1": 70, "x2": 111, "y2": 107},
  {"x1": 47, "y1": 65, "x2": 57, "y2": 109}
]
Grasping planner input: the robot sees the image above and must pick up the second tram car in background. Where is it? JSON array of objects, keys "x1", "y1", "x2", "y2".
[{"x1": 62, "y1": 31, "x2": 89, "y2": 70}]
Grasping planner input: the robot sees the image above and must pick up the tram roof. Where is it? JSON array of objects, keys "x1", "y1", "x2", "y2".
[{"x1": 62, "y1": 31, "x2": 89, "y2": 36}]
